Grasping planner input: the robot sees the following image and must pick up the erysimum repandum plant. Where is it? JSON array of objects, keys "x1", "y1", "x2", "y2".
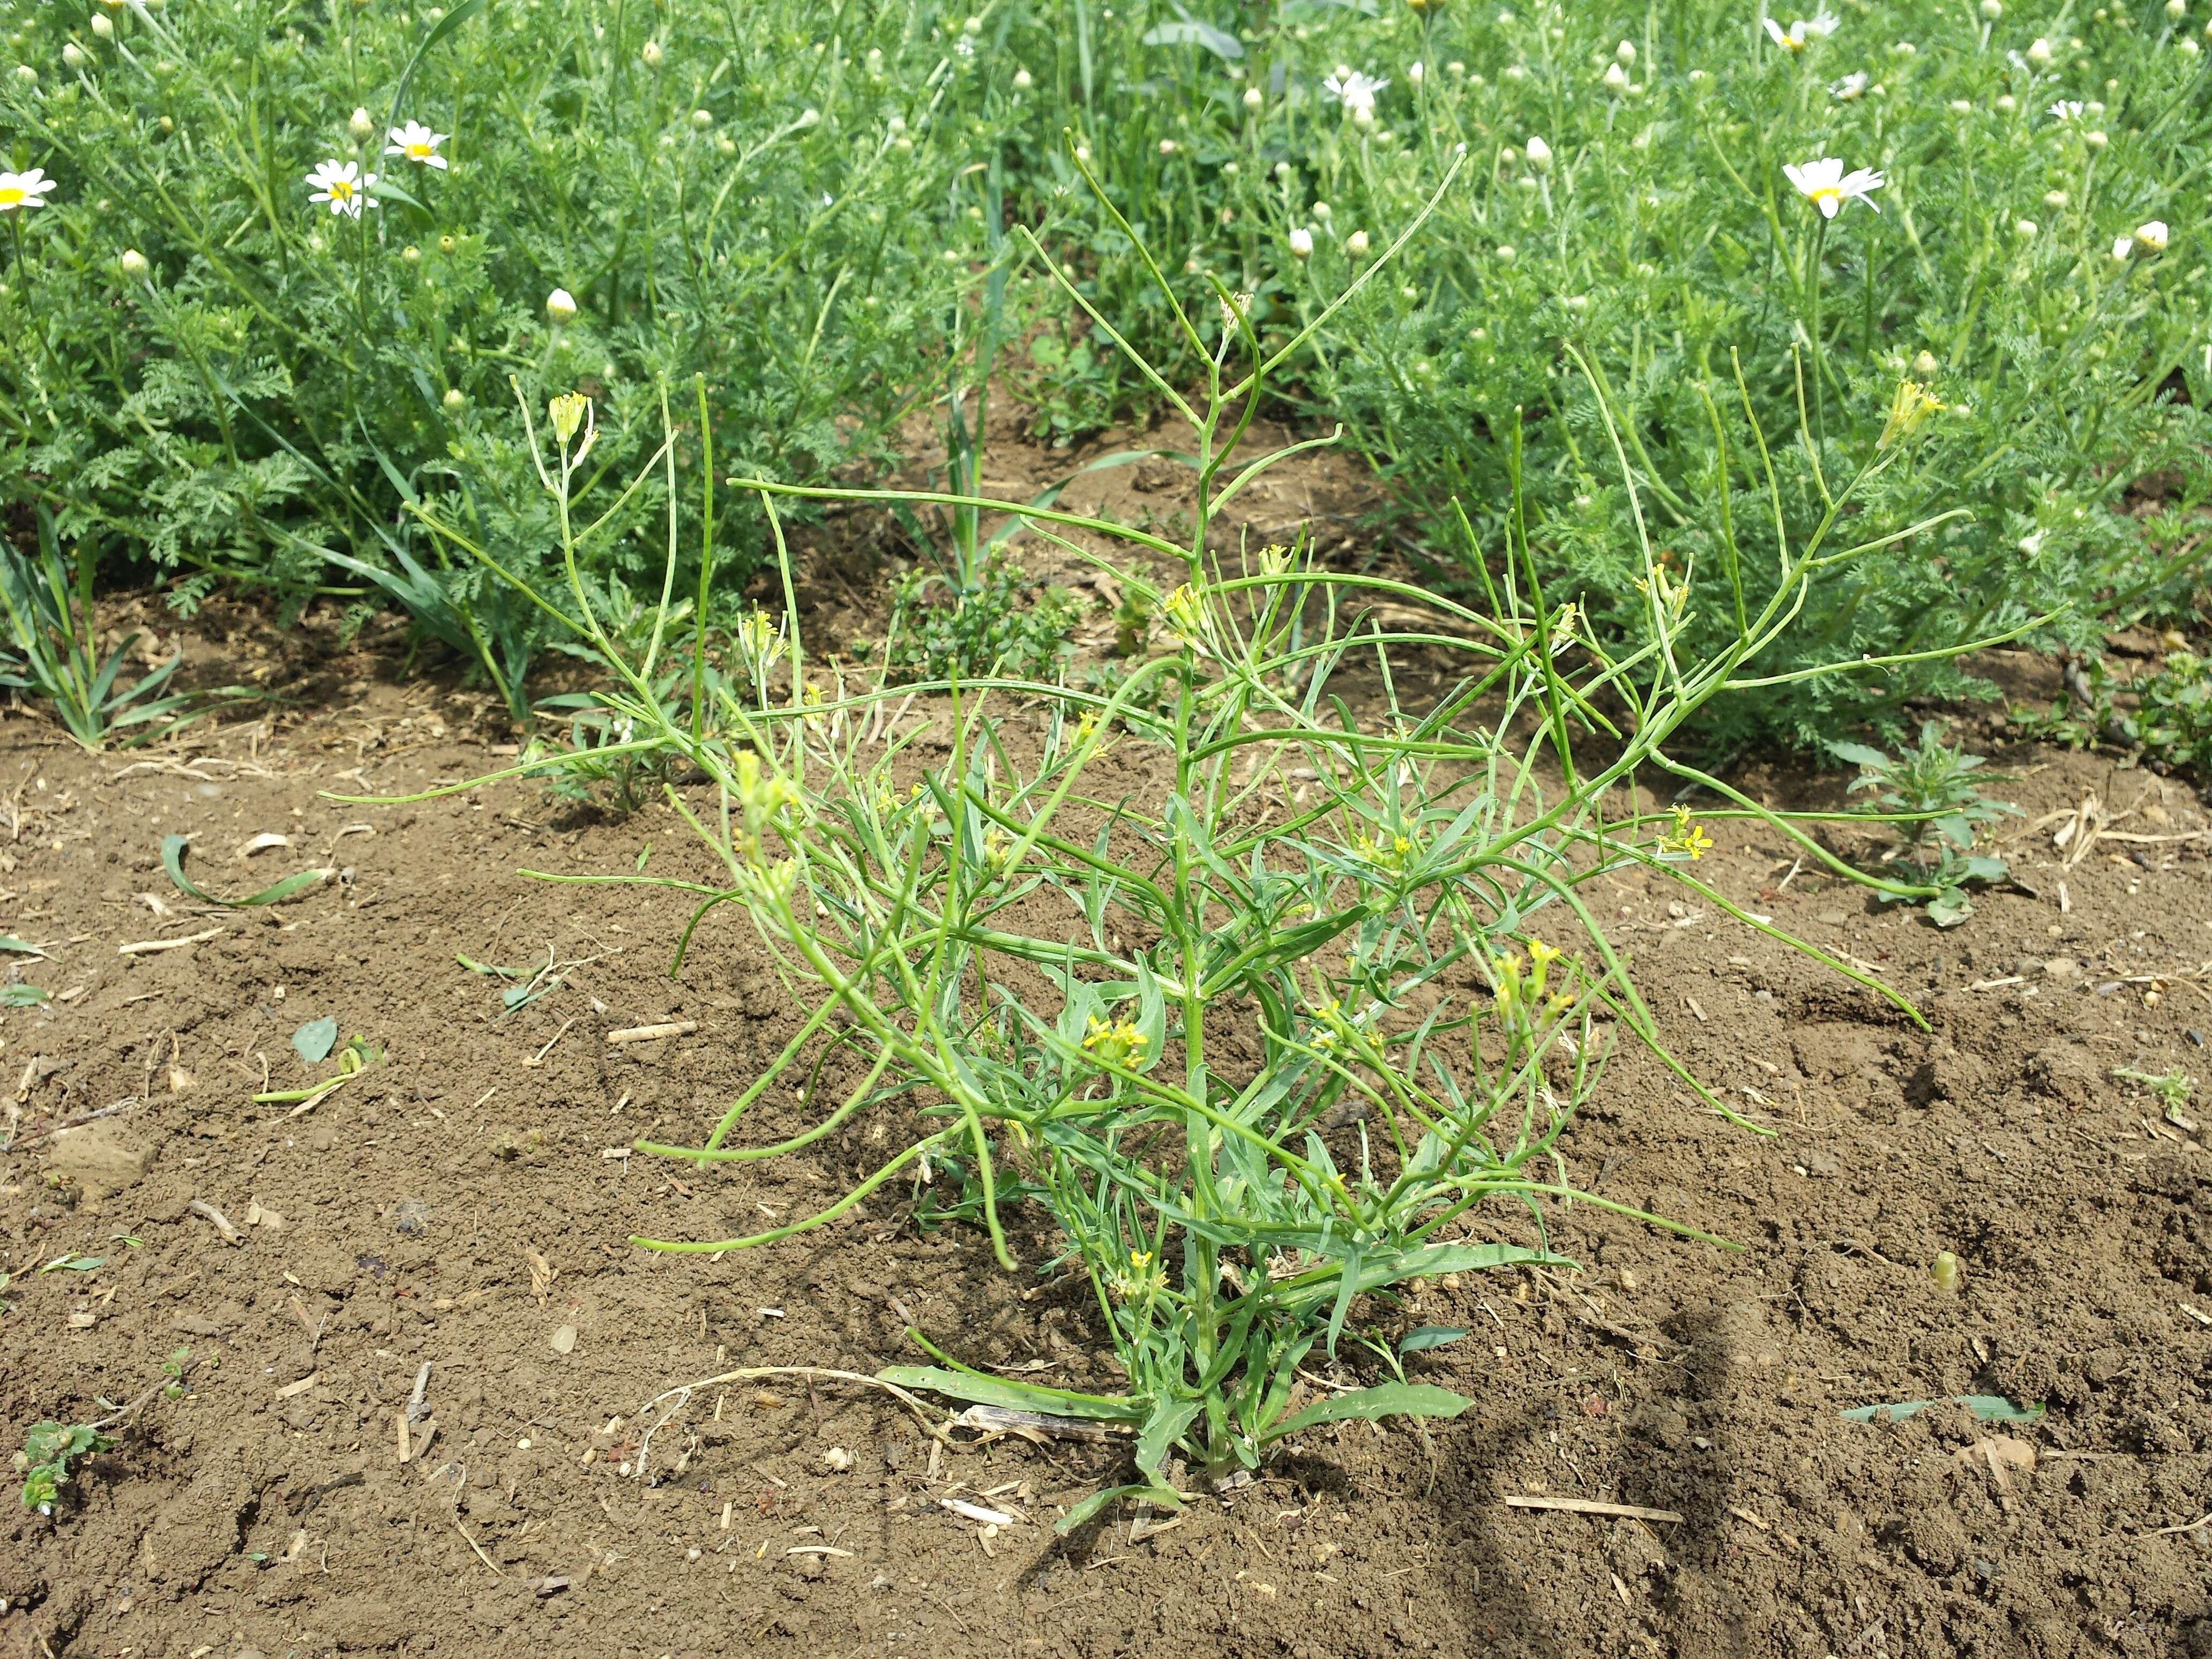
[{"x1": 350, "y1": 156, "x2": 2019, "y2": 1520}]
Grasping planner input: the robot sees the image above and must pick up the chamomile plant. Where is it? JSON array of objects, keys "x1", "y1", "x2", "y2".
[{"x1": 353, "y1": 155, "x2": 2006, "y2": 1519}]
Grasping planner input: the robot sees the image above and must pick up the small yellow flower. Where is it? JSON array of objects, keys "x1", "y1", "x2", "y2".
[
  {"x1": 1527, "y1": 938, "x2": 1561, "y2": 969},
  {"x1": 1877, "y1": 379, "x2": 1945, "y2": 448},
  {"x1": 1660, "y1": 805, "x2": 1715, "y2": 859}
]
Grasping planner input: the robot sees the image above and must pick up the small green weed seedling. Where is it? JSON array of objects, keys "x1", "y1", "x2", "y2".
[
  {"x1": 364, "y1": 156, "x2": 2002, "y2": 1522},
  {"x1": 1830, "y1": 725, "x2": 2016, "y2": 926},
  {"x1": 2116, "y1": 1067, "x2": 2197, "y2": 1116},
  {"x1": 17, "y1": 1421, "x2": 112, "y2": 1516}
]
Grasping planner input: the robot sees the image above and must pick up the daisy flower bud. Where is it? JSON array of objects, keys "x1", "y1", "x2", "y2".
[
  {"x1": 1159, "y1": 137, "x2": 1177, "y2": 154},
  {"x1": 545, "y1": 287, "x2": 578, "y2": 323},
  {"x1": 963, "y1": 14, "x2": 983, "y2": 34},
  {"x1": 2110, "y1": 235, "x2": 2133, "y2": 263},
  {"x1": 119, "y1": 247, "x2": 148, "y2": 278},
  {"x1": 691, "y1": 108, "x2": 713, "y2": 129},
  {"x1": 2014, "y1": 218, "x2": 2038, "y2": 238},
  {"x1": 1617, "y1": 39, "x2": 1636, "y2": 62},
  {"x1": 1523, "y1": 133, "x2": 1553, "y2": 173},
  {"x1": 1495, "y1": 243, "x2": 1518, "y2": 263},
  {"x1": 2026, "y1": 35, "x2": 2052, "y2": 64},
  {"x1": 640, "y1": 39, "x2": 664, "y2": 67},
  {"x1": 1346, "y1": 229, "x2": 1371, "y2": 256},
  {"x1": 2166, "y1": 0, "x2": 2185, "y2": 16},
  {"x1": 1312, "y1": 200, "x2": 1332, "y2": 221},
  {"x1": 1996, "y1": 94, "x2": 2015, "y2": 113},
  {"x1": 1244, "y1": 85, "x2": 1263, "y2": 109},
  {"x1": 1012, "y1": 66, "x2": 1032, "y2": 89},
  {"x1": 63, "y1": 41, "x2": 87, "y2": 67},
  {"x1": 14, "y1": 65, "x2": 34, "y2": 84},
  {"x1": 1408, "y1": 60, "x2": 1424, "y2": 85},
  {"x1": 1603, "y1": 62, "x2": 1628, "y2": 89},
  {"x1": 91, "y1": 12, "x2": 113, "y2": 39},
  {"x1": 548, "y1": 391, "x2": 589, "y2": 445},
  {"x1": 401, "y1": 244, "x2": 420, "y2": 263},
  {"x1": 442, "y1": 387, "x2": 465, "y2": 411},
  {"x1": 1073, "y1": 143, "x2": 1090, "y2": 163},
  {"x1": 2134, "y1": 219, "x2": 2169, "y2": 252},
  {"x1": 1288, "y1": 227, "x2": 1313, "y2": 257},
  {"x1": 349, "y1": 106, "x2": 375, "y2": 142},
  {"x1": 1980, "y1": 0, "x2": 2001, "y2": 16},
  {"x1": 2084, "y1": 129, "x2": 2106, "y2": 150},
  {"x1": 2043, "y1": 189, "x2": 2068, "y2": 208},
  {"x1": 1913, "y1": 350, "x2": 1939, "y2": 377}
]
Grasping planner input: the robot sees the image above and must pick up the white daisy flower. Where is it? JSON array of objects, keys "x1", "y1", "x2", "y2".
[
  {"x1": 2047, "y1": 99, "x2": 2083, "y2": 121},
  {"x1": 0, "y1": 168, "x2": 57, "y2": 212},
  {"x1": 2112, "y1": 234, "x2": 2135, "y2": 261},
  {"x1": 1762, "y1": 10, "x2": 1840, "y2": 51},
  {"x1": 1830, "y1": 71, "x2": 1869, "y2": 99},
  {"x1": 384, "y1": 121, "x2": 450, "y2": 170},
  {"x1": 1321, "y1": 68, "x2": 1388, "y2": 115},
  {"x1": 1783, "y1": 156, "x2": 1885, "y2": 217},
  {"x1": 305, "y1": 159, "x2": 376, "y2": 218}
]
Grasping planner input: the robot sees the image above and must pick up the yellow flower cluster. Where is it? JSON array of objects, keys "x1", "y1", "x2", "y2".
[
  {"x1": 1082, "y1": 1014, "x2": 1149, "y2": 1068},
  {"x1": 1658, "y1": 804, "x2": 1714, "y2": 860}
]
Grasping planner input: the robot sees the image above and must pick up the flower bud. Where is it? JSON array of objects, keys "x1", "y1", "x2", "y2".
[
  {"x1": 545, "y1": 286, "x2": 578, "y2": 323},
  {"x1": 119, "y1": 247, "x2": 149, "y2": 278},
  {"x1": 1617, "y1": 39, "x2": 1636, "y2": 62},
  {"x1": 401, "y1": 244, "x2": 420, "y2": 264},
  {"x1": 963, "y1": 13, "x2": 983, "y2": 34},
  {"x1": 639, "y1": 39, "x2": 663, "y2": 67},
  {"x1": 1912, "y1": 349, "x2": 1939, "y2": 377},
  {"x1": 1012, "y1": 66, "x2": 1032, "y2": 89},
  {"x1": 1243, "y1": 84, "x2": 1262, "y2": 109},
  {"x1": 1996, "y1": 93, "x2": 2015, "y2": 113},
  {"x1": 2134, "y1": 219, "x2": 2169, "y2": 252},
  {"x1": 1346, "y1": 229, "x2": 1370, "y2": 256},
  {"x1": 2166, "y1": 0, "x2": 2185, "y2": 17},
  {"x1": 1288, "y1": 227, "x2": 1313, "y2": 258},
  {"x1": 1408, "y1": 60, "x2": 1424, "y2": 85},
  {"x1": 1523, "y1": 133, "x2": 1553, "y2": 173},
  {"x1": 63, "y1": 41, "x2": 87, "y2": 66},
  {"x1": 691, "y1": 108, "x2": 713, "y2": 129},
  {"x1": 2112, "y1": 234, "x2": 2134, "y2": 262},
  {"x1": 350, "y1": 106, "x2": 375, "y2": 142},
  {"x1": 442, "y1": 387, "x2": 465, "y2": 412},
  {"x1": 1495, "y1": 243, "x2": 1518, "y2": 263},
  {"x1": 90, "y1": 12, "x2": 113, "y2": 39},
  {"x1": 548, "y1": 391, "x2": 589, "y2": 445},
  {"x1": 14, "y1": 65, "x2": 35, "y2": 84},
  {"x1": 1158, "y1": 137, "x2": 1177, "y2": 154},
  {"x1": 1980, "y1": 0, "x2": 2001, "y2": 16},
  {"x1": 2014, "y1": 218, "x2": 2038, "y2": 238},
  {"x1": 2026, "y1": 35, "x2": 2052, "y2": 64},
  {"x1": 1603, "y1": 62, "x2": 1627, "y2": 89}
]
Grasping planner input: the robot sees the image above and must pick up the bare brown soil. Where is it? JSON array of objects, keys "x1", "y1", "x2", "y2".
[{"x1": 4, "y1": 576, "x2": 2212, "y2": 1659}]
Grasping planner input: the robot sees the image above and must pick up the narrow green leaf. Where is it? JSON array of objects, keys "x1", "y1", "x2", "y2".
[
  {"x1": 1053, "y1": 1483, "x2": 1155, "y2": 1536},
  {"x1": 0, "y1": 936, "x2": 45, "y2": 956},
  {"x1": 876, "y1": 1365, "x2": 1145, "y2": 1423},
  {"x1": 1840, "y1": 1394, "x2": 2043, "y2": 1426},
  {"x1": 1264, "y1": 1382, "x2": 1472, "y2": 1443},
  {"x1": 1398, "y1": 1325, "x2": 1470, "y2": 1357},
  {"x1": 162, "y1": 836, "x2": 327, "y2": 908},
  {"x1": 1134, "y1": 1398, "x2": 1201, "y2": 1480}
]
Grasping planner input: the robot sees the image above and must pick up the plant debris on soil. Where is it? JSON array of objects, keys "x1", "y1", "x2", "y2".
[{"x1": 5, "y1": 569, "x2": 2212, "y2": 1659}]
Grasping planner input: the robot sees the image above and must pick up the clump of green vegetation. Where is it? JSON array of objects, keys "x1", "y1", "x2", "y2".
[
  {"x1": 1831, "y1": 725, "x2": 2016, "y2": 926},
  {"x1": 882, "y1": 557, "x2": 1079, "y2": 686},
  {"x1": 380, "y1": 165, "x2": 1995, "y2": 1518},
  {"x1": 2130, "y1": 651, "x2": 2212, "y2": 776}
]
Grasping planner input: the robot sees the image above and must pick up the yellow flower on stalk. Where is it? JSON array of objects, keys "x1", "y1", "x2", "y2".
[
  {"x1": 1163, "y1": 583, "x2": 1208, "y2": 647},
  {"x1": 1545, "y1": 990, "x2": 1577, "y2": 1018},
  {"x1": 1661, "y1": 804, "x2": 1714, "y2": 858},
  {"x1": 1877, "y1": 379, "x2": 1945, "y2": 448}
]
